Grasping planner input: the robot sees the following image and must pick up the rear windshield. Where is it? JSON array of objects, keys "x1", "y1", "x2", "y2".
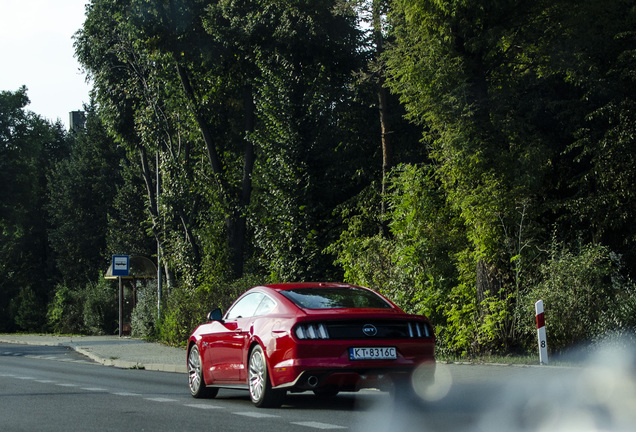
[{"x1": 280, "y1": 287, "x2": 392, "y2": 310}]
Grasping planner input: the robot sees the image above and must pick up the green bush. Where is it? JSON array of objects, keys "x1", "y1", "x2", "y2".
[
  {"x1": 13, "y1": 286, "x2": 46, "y2": 332},
  {"x1": 47, "y1": 284, "x2": 85, "y2": 334},
  {"x1": 46, "y1": 277, "x2": 118, "y2": 335},
  {"x1": 131, "y1": 281, "x2": 158, "y2": 338},
  {"x1": 524, "y1": 242, "x2": 636, "y2": 352},
  {"x1": 158, "y1": 285, "x2": 214, "y2": 346},
  {"x1": 328, "y1": 164, "x2": 467, "y2": 355},
  {"x1": 83, "y1": 278, "x2": 118, "y2": 335}
]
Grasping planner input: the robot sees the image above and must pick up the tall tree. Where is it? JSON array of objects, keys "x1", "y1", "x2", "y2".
[
  {"x1": 47, "y1": 104, "x2": 124, "y2": 287},
  {"x1": 384, "y1": 0, "x2": 562, "y2": 351},
  {"x1": 550, "y1": 0, "x2": 636, "y2": 273},
  {"x1": 0, "y1": 87, "x2": 68, "y2": 331},
  {"x1": 355, "y1": 0, "x2": 394, "y2": 221},
  {"x1": 76, "y1": 0, "x2": 259, "y2": 280},
  {"x1": 204, "y1": 0, "x2": 367, "y2": 279},
  {"x1": 77, "y1": 0, "x2": 199, "y2": 286},
  {"x1": 77, "y1": 0, "x2": 374, "y2": 283},
  {"x1": 383, "y1": 0, "x2": 636, "y2": 352}
]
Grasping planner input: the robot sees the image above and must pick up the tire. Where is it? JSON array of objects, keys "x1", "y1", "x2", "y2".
[
  {"x1": 248, "y1": 345, "x2": 285, "y2": 408},
  {"x1": 188, "y1": 345, "x2": 219, "y2": 399}
]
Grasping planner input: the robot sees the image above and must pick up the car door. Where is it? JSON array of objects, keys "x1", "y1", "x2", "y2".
[{"x1": 209, "y1": 292, "x2": 265, "y2": 382}]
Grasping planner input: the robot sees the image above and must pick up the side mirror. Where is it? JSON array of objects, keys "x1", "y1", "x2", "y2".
[{"x1": 207, "y1": 308, "x2": 223, "y2": 322}]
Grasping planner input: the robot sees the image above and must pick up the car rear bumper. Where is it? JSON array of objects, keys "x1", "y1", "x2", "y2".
[
  {"x1": 269, "y1": 340, "x2": 435, "y2": 391},
  {"x1": 273, "y1": 366, "x2": 434, "y2": 392}
]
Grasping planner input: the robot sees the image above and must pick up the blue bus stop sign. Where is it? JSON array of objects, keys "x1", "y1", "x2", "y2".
[{"x1": 112, "y1": 255, "x2": 130, "y2": 277}]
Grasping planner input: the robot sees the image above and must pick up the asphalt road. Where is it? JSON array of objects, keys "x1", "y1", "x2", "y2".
[{"x1": 2, "y1": 343, "x2": 636, "y2": 432}]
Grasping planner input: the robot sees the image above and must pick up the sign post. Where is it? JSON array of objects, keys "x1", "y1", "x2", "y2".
[
  {"x1": 535, "y1": 300, "x2": 548, "y2": 365},
  {"x1": 112, "y1": 255, "x2": 130, "y2": 337}
]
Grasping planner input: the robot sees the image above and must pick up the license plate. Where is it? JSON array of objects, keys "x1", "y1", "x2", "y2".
[{"x1": 349, "y1": 347, "x2": 397, "y2": 360}]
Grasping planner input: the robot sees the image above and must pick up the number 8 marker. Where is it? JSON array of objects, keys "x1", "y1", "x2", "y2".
[{"x1": 535, "y1": 300, "x2": 548, "y2": 365}]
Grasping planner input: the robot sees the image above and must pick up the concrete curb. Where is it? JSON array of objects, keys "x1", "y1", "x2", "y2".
[{"x1": 0, "y1": 335, "x2": 187, "y2": 374}]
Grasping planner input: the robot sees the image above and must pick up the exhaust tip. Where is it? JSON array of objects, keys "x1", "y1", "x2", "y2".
[{"x1": 307, "y1": 376, "x2": 319, "y2": 388}]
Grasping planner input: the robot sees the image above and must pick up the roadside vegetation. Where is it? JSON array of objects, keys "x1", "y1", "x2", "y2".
[{"x1": 1, "y1": 0, "x2": 635, "y2": 358}]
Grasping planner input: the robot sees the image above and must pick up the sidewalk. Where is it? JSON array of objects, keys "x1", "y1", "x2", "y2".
[{"x1": 0, "y1": 334, "x2": 187, "y2": 373}]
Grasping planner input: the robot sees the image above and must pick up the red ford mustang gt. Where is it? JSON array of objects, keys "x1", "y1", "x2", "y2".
[{"x1": 187, "y1": 283, "x2": 435, "y2": 407}]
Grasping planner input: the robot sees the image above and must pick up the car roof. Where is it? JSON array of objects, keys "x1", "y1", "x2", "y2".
[
  {"x1": 244, "y1": 283, "x2": 407, "y2": 315},
  {"x1": 260, "y1": 282, "x2": 357, "y2": 292}
]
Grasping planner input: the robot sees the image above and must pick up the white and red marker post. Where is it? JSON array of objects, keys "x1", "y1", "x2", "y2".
[{"x1": 535, "y1": 300, "x2": 548, "y2": 365}]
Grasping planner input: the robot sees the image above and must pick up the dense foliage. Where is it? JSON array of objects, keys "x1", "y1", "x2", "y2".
[
  {"x1": 1, "y1": 87, "x2": 69, "y2": 332},
  {"x1": 1, "y1": 0, "x2": 635, "y2": 356}
]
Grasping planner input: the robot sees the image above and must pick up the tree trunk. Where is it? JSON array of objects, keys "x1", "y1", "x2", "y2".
[
  {"x1": 138, "y1": 147, "x2": 175, "y2": 291},
  {"x1": 227, "y1": 86, "x2": 256, "y2": 278},
  {"x1": 373, "y1": 0, "x2": 392, "y2": 233},
  {"x1": 176, "y1": 60, "x2": 256, "y2": 278}
]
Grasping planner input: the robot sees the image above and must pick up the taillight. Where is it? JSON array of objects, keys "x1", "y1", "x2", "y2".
[
  {"x1": 295, "y1": 323, "x2": 330, "y2": 340},
  {"x1": 408, "y1": 322, "x2": 431, "y2": 338}
]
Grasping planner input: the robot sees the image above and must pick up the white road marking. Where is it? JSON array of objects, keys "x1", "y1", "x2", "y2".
[
  {"x1": 183, "y1": 403, "x2": 222, "y2": 410},
  {"x1": 291, "y1": 422, "x2": 347, "y2": 430},
  {"x1": 233, "y1": 412, "x2": 280, "y2": 419},
  {"x1": 24, "y1": 355, "x2": 93, "y2": 365},
  {"x1": 0, "y1": 370, "x2": 349, "y2": 430},
  {"x1": 145, "y1": 397, "x2": 178, "y2": 403}
]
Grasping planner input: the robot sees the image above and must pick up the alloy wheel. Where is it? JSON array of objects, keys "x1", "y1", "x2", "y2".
[
  {"x1": 188, "y1": 346, "x2": 202, "y2": 395},
  {"x1": 249, "y1": 347, "x2": 265, "y2": 402}
]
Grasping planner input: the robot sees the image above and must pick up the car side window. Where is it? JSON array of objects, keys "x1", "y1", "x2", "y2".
[
  {"x1": 254, "y1": 295, "x2": 276, "y2": 316},
  {"x1": 225, "y1": 292, "x2": 264, "y2": 320}
]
